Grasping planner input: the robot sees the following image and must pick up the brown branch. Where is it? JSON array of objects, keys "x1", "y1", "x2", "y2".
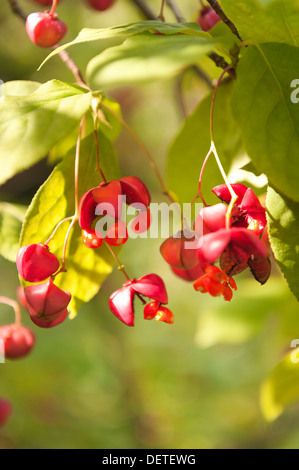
[
  {"x1": 165, "y1": 0, "x2": 185, "y2": 23},
  {"x1": 209, "y1": 52, "x2": 236, "y2": 79},
  {"x1": 130, "y1": 0, "x2": 157, "y2": 20},
  {"x1": 6, "y1": 0, "x2": 27, "y2": 22},
  {"x1": 158, "y1": 0, "x2": 166, "y2": 22},
  {"x1": 130, "y1": 0, "x2": 214, "y2": 88},
  {"x1": 57, "y1": 49, "x2": 90, "y2": 90},
  {"x1": 206, "y1": 0, "x2": 243, "y2": 42},
  {"x1": 164, "y1": 0, "x2": 234, "y2": 79}
]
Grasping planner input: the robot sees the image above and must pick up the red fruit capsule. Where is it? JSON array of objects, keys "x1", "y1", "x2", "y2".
[
  {"x1": 0, "y1": 324, "x2": 35, "y2": 359},
  {"x1": 144, "y1": 301, "x2": 174, "y2": 324},
  {"x1": 29, "y1": 309, "x2": 68, "y2": 329},
  {"x1": 155, "y1": 306, "x2": 174, "y2": 324},
  {"x1": 24, "y1": 279, "x2": 71, "y2": 322},
  {"x1": 17, "y1": 244, "x2": 60, "y2": 283},
  {"x1": 81, "y1": 228, "x2": 104, "y2": 249},
  {"x1": 26, "y1": 12, "x2": 67, "y2": 48},
  {"x1": 160, "y1": 231, "x2": 198, "y2": 270},
  {"x1": 143, "y1": 301, "x2": 160, "y2": 320},
  {"x1": 87, "y1": 0, "x2": 115, "y2": 11},
  {"x1": 130, "y1": 209, "x2": 152, "y2": 234},
  {"x1": 171, "y1": 263, "x2": 204, "y2": 282},
  {"x1": 0, "y1": 399, "x2": 13, "y2": 427},
  {"x1": 106, "y1": 221, "x2": 128, "y2": 246},
  {"x1": 197, "y1": 6, "x2": 221, "y2": 31}
]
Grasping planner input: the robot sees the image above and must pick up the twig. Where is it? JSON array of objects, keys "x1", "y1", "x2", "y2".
[
  {"x1": 0, "y1": 296, "x2": 22, "y2": 327},
  {"x1": 158, "y1": 0, "x2": 166, "y2": 22},
  {"x1": 174, "y1": 74, "x2": 188, "y2": 119},
  {"x1": 206, "y1": 0, "x2": 243, "y2": 42},
  {"x1": 57, "y1": 49, "x2": 91, "y2": 91},
  {"x1": 162, "y1": 0, "x2": 235, "y2": 77},
  {"x1": 129, "y1": 0, "x2": 214, "y2": 88},
  {"x1": 6, "y1": 0, "x2": 27, "y2": 21},
  {"x1": 130, "y1": 0, "x2": 157, "y2": 20},
  {"x1": 166, "y1": 0, "x2": 185, "y2": 23},
  {"x1": 209, "y1": 52, "x2": 236, "y2": 79}
]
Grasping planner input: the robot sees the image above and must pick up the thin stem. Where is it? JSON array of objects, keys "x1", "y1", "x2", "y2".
[
  {"x1": 104, "y1": 243, "x2": 146, "y2": 305},
  {"x1": 211, "y1": 142, "x2": 237, "y2": 229},
  {"x1": 56, "y1": 49, "x2": 91, "y2": 91},
  {"x1": 104, "y1": 242, "x2": 131, "y2": 282},
  {"x1": 192, "y1": 66, "x2": 214, "y2": 89},
  {"x1": 206, "y1": 0, "x2": 243, "y2": 42},
  {"x1": 93, "y1": 130, "x2": 107, "y2": 182},
  {"x1": 192, "y1": 65, "x2": 235, "y2": 226},
  {"x1": 74, "y1": 117, "x2": 85, "y2": 214},
  {"x1": 174, "y1": 74, "x2": 188, "y2": 119},
  {"x1": 60, "y1": 216, "x2": 78, "y2": 272},
  {"x1": 209, "y1": 64, "x2": 237, "y2": 228},
  {"x1": 54, "y1": 117, "x2": 85, "y2": 274},
  {"x1": 100, "y1": 102, "x2": 176, "y2": 205},
  {"x1": 6, "y1": 0, "x2": 27, "y2": 21},
  {"x1": 184, "y1": 145, "x2": 212, "y2": 223},
  {"x1": 92, "y1": 99, "x2": 108, "y2": 182},
  {"x1": 166, "y1": 0, "x2": 185, "y2": 23},
  {"x1": 50, "y1": 0, "x2": 58, "y2": 16},
  {"x1": 208, "y1": 52, "x2": 236, "y2": 79},
  {"x1": 158, "y1": 0, "x2": 166, "y2": 21},
  {"x1": 44, "y1": 216, "x2": 74, "y2": 246},
  {"x1": 198, "y1": 146, "x2": 213, "y2": 206},
  {"x1": 0, "y1": 296, "x2": 22, "y2": 327}
]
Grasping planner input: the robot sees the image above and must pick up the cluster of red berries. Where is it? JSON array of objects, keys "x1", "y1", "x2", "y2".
[
  {"x1": 78, "y1": 175, "x2": 172, "y2": 326},
  {"x1": 26, "y1": 0, "x2": 116, "y2": 48},
  {"x1": 17, "y1": 244, "x2": 71, "y2": 328},
  {"x1": 160, "y1": 183, "x2": 270, "y2": 302},
  {"x1": 11, "y1": 175, "x2": 172, "y2": 333},
  {"x1": 0, "y1": 243, "x2": 72, "y2": 360}
]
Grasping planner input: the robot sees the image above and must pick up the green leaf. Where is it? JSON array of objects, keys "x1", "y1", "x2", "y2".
[
  {"x1": 167, "y1": 82, "x2": 243, "y2": 205},
  {"x1": 0, "y1": 203, "x2": 26, "y2": 262},
  {"x1": 39, "y1": 21, "x2": 214, "y2": 69},
  {"x1": 240, "y1": 161, "x2": 264, "y2": 177},
  {"x1": 260, "y1": 350, "x2": 299, "y2": 421},
  {"x1": 48, "y1": 97, "x2": 122, "y2": 165},
  {"x1": 98, "y1": 97, "x2": 123, "y2": 142},
  {"x1": 232, "y1": 43, "x2": 299, "y2": 202},
  {"x1": 0, "y1": 80, "x2": 92, "y2": 185},
  {"x1": 86, "y1": 33, "x2": 221, "y2": 88},
  {"x1": 2, "y1": 80, "x2": 41, "y2": 96},
  {"x1": 222, "y1": 0, "x2": 299, "y2": 46},
  {"x1": 266, "y1": 186, "x2": 299, "y2": 302},
  {"x1": 20, "y1": 131, "x2": 120, "y2": 319}
]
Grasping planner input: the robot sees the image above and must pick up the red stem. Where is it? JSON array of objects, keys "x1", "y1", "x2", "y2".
[
  {"x1": 50, "y1": 0, "x2": 58, "y2": 16},
  {"x1": 0, "y1": 296, "x2": 22, "y2": 327}
]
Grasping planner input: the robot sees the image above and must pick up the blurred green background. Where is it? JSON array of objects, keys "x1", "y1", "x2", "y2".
[{"x1": 1, "y1": 0, "x2": 299, "y2": 449}]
